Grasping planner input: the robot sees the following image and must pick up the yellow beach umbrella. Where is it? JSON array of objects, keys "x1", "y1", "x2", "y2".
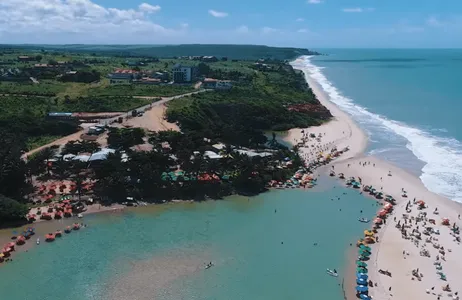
[{"x1": 364, "y1": 230, "x2": 374, "y2": 237}]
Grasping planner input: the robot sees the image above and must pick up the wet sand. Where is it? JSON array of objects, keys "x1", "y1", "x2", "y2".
[{"x1": 106, "y1": 249, "x2": 211, "y2": 300}]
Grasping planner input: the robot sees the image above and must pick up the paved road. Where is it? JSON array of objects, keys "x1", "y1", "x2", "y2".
[{"x1": 99, "y1": 89, "x2": 210, "y2": 125}]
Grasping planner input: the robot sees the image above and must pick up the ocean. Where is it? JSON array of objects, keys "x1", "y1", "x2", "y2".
[
  {"x1": 293, "y1": 49, "x2": 462, "y2": 203},
  {"x1": 0, "y1": 180, "x2": 378, "y2": 300}
]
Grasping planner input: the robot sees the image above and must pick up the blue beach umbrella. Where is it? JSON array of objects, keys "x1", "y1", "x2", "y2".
[
  {"x1": 360, "y1": 294, "x2": 371, "y2": 300},
  {"x1": 357, "y1": 273, "x2": 368, "y2": 280},
  {"x1": 356, "y1": 285, "x2": 368, "y2": 293},
  {"x1": 357, "y1": 278, "x2": 367, "y2": 285}
]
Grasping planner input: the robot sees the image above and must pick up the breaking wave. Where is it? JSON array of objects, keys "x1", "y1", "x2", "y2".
[{"x1": 291, "y1": 56, "x2": 462, "y2": 203}]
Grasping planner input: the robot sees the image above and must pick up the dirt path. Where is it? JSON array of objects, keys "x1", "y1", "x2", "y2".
[
  {"x1": 24, "y1": 130, "x2": 84, "y2": 158},
  {"x1": 124, "y1": 104, "x2": 179, "y2": 132}
]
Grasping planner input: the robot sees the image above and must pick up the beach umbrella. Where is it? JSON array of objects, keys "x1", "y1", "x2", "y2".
[
  {"x1": 357, "y1": 278, "x2": 367, "y2": 285},
  {"x1": 359, "y1": 252, "x2": 371, "y2": 258},
  {"x1": 357, "y1": 273, "x2": 368, "y2": 280},
  {"x1": 356, "y1": 267, "x2": 368, "y2": 273},
  {"x1": 378, "y1": 210, "x2": 388, "y2": 217},
  {"x1": 356, "y1": 285, "x2": 368, "y2": 293},
  {"x1": 364, "y1": 230, "x2": 374, "y2": 237},
  {"x1": 360, "y1": 294, "x2": 371, "y2": 300},
  {"x1": 384, "y1": 203, "x2": 393, "y2": 211},
  {"x1": 356, "y1": 261, "x2": 368, "y2": 267},
  {"x1": 374, "y1": 218, "x2": 383, "y2": 224},
  {"x1": 359, "y1": 244, "x2": 371, "y2": 251}
]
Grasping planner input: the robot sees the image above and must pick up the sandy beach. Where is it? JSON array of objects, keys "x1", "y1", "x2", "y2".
[
  {"x1": 289, "y1": 61, "x2": 462, "y2": 300},
  {"x1": 285, "y1": 70, "x2": 368, "y2": 165}
]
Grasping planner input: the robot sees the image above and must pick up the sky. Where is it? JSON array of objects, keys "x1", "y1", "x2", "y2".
[{"x1": 0, "y1": 0, "x2": 461, "y2": 48}]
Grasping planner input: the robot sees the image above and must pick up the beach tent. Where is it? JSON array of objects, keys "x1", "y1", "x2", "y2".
[
  {"x1": 89, "y1": 148, "x2": 116, "y2": 162},
  {"x1": 384, "y1": 203, "x2": 393, "y2": 210},
  {"x1": 356, "y1": 285, "x2": 368, "y2": 293}
]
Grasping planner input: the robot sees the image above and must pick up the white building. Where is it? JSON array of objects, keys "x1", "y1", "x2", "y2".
[
  {"x1": 172, "y1": 64, "x2": 197, "y2": 83},
  {"x1": 202, "y1": 78, "x2": 232, "y2": 90}
]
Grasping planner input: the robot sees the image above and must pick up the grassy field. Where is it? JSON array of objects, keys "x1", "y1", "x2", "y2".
[{"x1": 26, "y1": 135, "x2": 62, "y2": 151}]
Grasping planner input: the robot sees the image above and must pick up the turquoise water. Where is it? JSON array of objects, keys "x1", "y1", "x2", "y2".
[
  {"x1": 292, "y1": 49, "x2": 462, "y2": 202},
  {"x1": 0, "y1": 180, "x2": 378, "y2": 300}
]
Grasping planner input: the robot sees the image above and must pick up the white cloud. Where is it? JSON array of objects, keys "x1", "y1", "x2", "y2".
[
  {"x1": 297, "y1": 28, "x2": 308, "y2": 33},
  {"x1": 236, "y1": 25, "x2": 250, "y2": 34},
  {"x1": 208, "y1": 9, "x2": 228, "y2": 18},
  {"x1": 307, "y1": 0, "x2": 322, "y2": 4},
  {"x1": 342, "y1": 7, "x2": 374, "y2": 13},
  {"x1": 296, "y1": 18, "x2": 305, "y2": 22},
  {"x1": 0, "y1": 0, "x2": 182, "y2": 43},
  {"x1": 138, "y1": 3, "x2": 161, "y2": 14},
  {"x1": 343, "y1": 8, "x2": 363, "y2": 13}
]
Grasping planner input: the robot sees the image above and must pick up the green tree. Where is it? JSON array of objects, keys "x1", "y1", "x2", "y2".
[{"x1": 0, "y1": 195, "x2": 28, "y2": 225}]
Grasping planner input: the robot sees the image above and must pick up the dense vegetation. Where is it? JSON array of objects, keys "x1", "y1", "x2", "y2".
[
  {"x1": 0, "y1": 130, "x2": 31, "y2": 227},
  {"x1": 93, "y1": 130, "x2": 301, "y2": 203},
  {"x1": 87, "y1": 84, "x2": 194, "y2": 97},
  {"x1": 107, "y1": 128, "x2": 146, "y2": 150},
  {"x1": 5, "y1": 44, "x2": 321, "y2": 60},
  {"x1": 167, "y1": 64, "x2": 331, "y2": 145},
  {"x1": 58, "y1": 70, "x2": 101, "y2": 83},
  {"x1": 61, "y1": 96, "x2": 151, "y2": 112}
]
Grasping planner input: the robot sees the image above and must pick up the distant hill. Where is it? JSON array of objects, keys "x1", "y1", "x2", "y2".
[{"x1": 0, "y1": 44, "x2": 320, "y2": 60}]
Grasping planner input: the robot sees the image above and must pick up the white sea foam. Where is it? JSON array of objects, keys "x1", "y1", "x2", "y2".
[{"x1": 292, "y1": 56, "x2": 462, "y2": 203}]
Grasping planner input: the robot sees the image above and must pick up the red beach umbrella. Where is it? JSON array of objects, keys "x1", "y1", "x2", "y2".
[
  {"x1": 378, "y1": 210, "x2": 388, "y2": 217},
  {"x1": 374, "y1": 218, "x2": 383, "y2": 224}
]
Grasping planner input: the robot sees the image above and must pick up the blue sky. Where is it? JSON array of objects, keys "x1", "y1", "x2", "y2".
[{"x1": 0, "y1": 0, "x2": 461, "y2": 47}]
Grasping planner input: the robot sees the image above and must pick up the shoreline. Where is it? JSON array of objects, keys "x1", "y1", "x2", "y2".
[
  {"x1": 285, "y1": 60, "x2": 368, "y2": 165},
  {"x1": 289, "y1": 58, "x2": 462, "y2": 300}
]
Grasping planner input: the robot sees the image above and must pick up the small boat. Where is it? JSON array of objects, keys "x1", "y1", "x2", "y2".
[
  {"x1": 358, "y1": 218, "x2": 370, "y2": 223},
  {"x1": 205, "y1": 262, "x2": 214, "y2": 269},
  {"x1": 36, "y1": 238, "x2": 40, "y2": 245},
  {"x1": 326, "y1": 268, "x2": 339, "y2": 277}
]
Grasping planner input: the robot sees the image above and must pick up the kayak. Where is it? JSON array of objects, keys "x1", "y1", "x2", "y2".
[{"x1": 326, "y1": 269, "x2": 338, "y2": 277}]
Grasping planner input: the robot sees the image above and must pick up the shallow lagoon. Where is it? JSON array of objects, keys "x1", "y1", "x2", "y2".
[{"x1": 0, "y1": 178, "x2": 378, "y2": 300}]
